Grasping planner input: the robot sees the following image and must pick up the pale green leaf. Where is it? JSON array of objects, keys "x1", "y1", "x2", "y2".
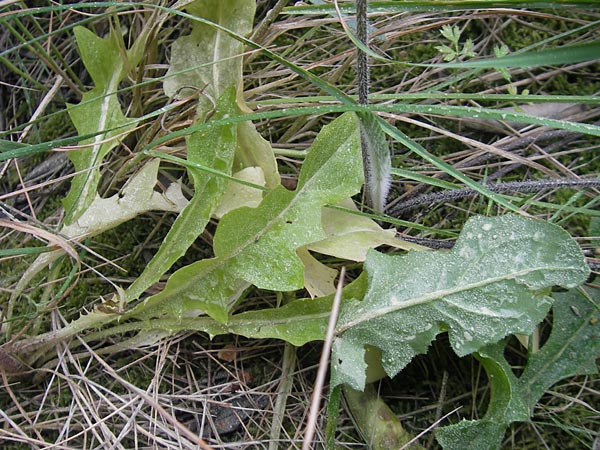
[
  {"x1": 63, "y1": 26, "x2": 138, "y2": 224},
  {"x1": 298, "y1": 247, "x2": 338, "y2": 298},
  {"x1": 129, "y1": 112, "x2": 363, "y2": 323},
  {"x1": 235, "y1": 120, "x2": 281, "y2": 187},
  {"x1": 332, "y1": 214, "x2": 590, "y2": 390},
  {"x1": 307, "y1": 198, "x2": 424, "y2": 261},
  {"x1": 163, "y1": 0, "x2": 255, "y2": 114},
  {"x1": 213, "y1": 167, "x2": 266, "y2": 219},
  {"x1": 62, "y1": 159, "x2": 187, "y2": 238}
]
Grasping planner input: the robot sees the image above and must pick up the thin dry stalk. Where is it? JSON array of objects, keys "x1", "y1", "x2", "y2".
[{"x1": 302, "y1": 267, "x2": 345, "y2": 450}]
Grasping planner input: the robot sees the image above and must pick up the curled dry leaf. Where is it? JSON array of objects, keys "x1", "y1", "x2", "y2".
[{"x1": 0, "y1": 219, "x2": 80, "y2": 265}]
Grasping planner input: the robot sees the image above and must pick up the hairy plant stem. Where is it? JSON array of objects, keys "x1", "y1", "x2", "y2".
[
  {"x1": 355, "y1": 0, "x2": 391, "y2": 212},
  {"x1": 356, "y1": 0, "x2": 369, "y2": 106},
  {"x1": 388, "y1": 177, "x2": 600, "y2": 216},
  {"x1": 357, "y1": 0, "x2": 373, "y2": 211}
]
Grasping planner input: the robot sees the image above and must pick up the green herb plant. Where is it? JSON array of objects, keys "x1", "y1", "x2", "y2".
[
  {"x1": 435, "y1": 24, "x2": 476, "y2": 62},
  {"x1": 1, "y1": 1, "x2": 599, "y2": 449}
]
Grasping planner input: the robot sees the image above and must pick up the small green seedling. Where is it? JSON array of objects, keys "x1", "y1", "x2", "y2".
[{"x1": 435, "y1": 24, "x2": 476, "y2": 62}]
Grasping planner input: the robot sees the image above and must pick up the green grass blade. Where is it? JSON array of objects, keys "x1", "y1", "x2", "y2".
[
  {"x1": 379, "y1": 121, "x2": 521, "y2": 213},
  {"x1": 0, "y1": 247, "x2": 51, "y2": 257},
  {"x1": 390, "y1": 168, "x2": 460, "y2": 191},
  {"x1": 422, "y1": 41, "x2": 600, "y2": 69},
  {"x1": 284, "y1": 1, "x2": 600, "y2": 14}
]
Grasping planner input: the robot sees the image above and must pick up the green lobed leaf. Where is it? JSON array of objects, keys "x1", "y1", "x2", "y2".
[
  {"x1": 63, "y1": 26, "x2": 139, "y2": 224},
  {"x1": 214, "y1": 112, "x2": 363, "y2": 289},
  {"x1": 128, "y1": 112, "x2": 363, "y2": 323},
  {"x1": 436, "y1": 286, "x2": 600, "y2": 450},
  {"x1": 519, "y1": 287, "x2": 600, "y2": 406},
  {"x1": 434, "y1": 348, "x2": 529, "y2": 449},
  {"x1": 331, "y1": 214, "x2": 590, "y2": 390}
]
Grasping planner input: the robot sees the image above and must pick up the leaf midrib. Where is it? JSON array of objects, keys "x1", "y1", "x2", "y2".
[
  {"x1": 74, "y1": 63, "x2": 123, "y2": 214},
  {"x1": 147, "y1": 122, "x2": 359, "y2": 299},
  {"x1": 219, "y1": 125, "x2": 359, "y2": 262},
  {"x1": 336, "y1": 265, "x2": 578, "y2": 333}
]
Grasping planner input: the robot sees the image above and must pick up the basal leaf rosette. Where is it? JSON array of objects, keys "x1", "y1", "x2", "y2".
[
  {"x1": 129, "y1": 112, "x2": 363, "y2": 323},
  {"x1": 332, "y1": 214, "x2": 590, "y2": 390}
]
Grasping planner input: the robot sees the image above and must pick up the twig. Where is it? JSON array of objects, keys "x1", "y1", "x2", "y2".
[
  {"x1": 249, "y1": 0, "x2": 288, "y2": 47},
  {"x1": 302, "y1": 267, "x2": 345, "y2": 450},
  {"x1": 269, "y1": 343, "x2": 298, "y2": 450}
]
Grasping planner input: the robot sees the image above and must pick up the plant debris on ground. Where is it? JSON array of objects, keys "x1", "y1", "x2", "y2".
[{"x1": 0, "y1": 1, "x2": 599, "y2": 449}]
